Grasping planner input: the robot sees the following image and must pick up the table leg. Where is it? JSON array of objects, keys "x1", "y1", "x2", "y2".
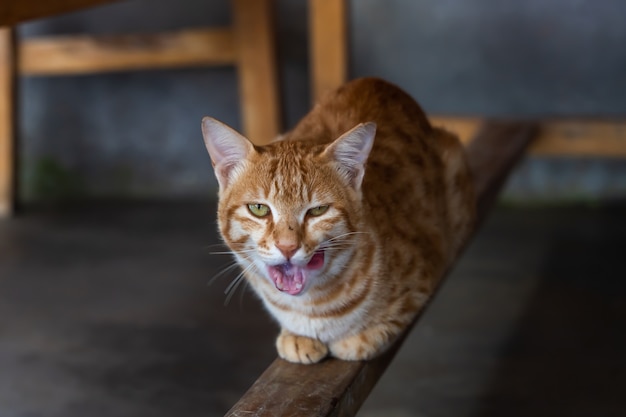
[
  {"x1": 232, "y1": 0, "x2": 281, "y2": 145},
  {"x1": 0, "y1": 27, "x2": 17, "y2": 217},
  {"x1": 309, "y1": 0, "x2": 347, "y2": 103}
]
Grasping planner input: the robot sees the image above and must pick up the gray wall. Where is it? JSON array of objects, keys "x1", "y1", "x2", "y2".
[{"x1": 18, "y1": 0, "x2": 626, "y2": 202}]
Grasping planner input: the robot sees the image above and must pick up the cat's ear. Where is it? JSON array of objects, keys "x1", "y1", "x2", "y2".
[
  {"x1": 202, "y1": 117, "x2": 254, "y2": 188},
  {"x1": 324, "y1": 122, "x2": 376, "y2": 190}
]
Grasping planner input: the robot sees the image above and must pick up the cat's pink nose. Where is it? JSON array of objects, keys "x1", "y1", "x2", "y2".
[{"x1": 276, "y1": 242, "x2": 298, "y2": 260}]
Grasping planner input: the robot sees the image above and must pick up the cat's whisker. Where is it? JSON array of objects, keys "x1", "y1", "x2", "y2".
[
  {"x1": 224, "y1": 276, "x2": 244, "y2": 306},
  {"x1": 322, "y1": 239, "x2": 356, "y2": 246},
  {"x1": 224, "y1": 262, "x2": 257, "y2": 306},
  {"x1": 204, "y1": 242, "x2": 231, "y2": 251},
  {"x1": 209, "y1": 248, "x2": 257, "y2": 256},
  {"x1": 208, "y1": 262, "x2": 241, "y2": 286},
  {"x1": 321, "y1": 247, "x2": 352, "y2": 254},
  {"x1": 325, "y1": 231, "x2": 370, "y2": 243},
  {"x1": 205, "y1": 241, "x2": 252, "y2": 251},
  {"x1": 238, "y1": 278, "x2": 250, "y2": 311},
  {"x1": 238, "y1": 269, "x2": 255, "y2": 311},
  {"x1": 233, "y1": 249, "x2": 258, "y2": 255},
  {"x1": 320, "y1": 242, "x2": 354, "y2": 250},
  {"x1": 205, "y1": 242, "x2": 226, "y2": 247},
  {"x1": 321, "y1": 240, "x2": 358, "y2": 249}
]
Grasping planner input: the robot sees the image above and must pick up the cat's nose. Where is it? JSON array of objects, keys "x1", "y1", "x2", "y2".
[{"x1": 275, "y1": 242, "x2": 298, "y2": 260}]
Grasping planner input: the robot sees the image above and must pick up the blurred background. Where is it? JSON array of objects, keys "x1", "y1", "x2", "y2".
[
  {"x1": 1, "y1": 1, "x2": 625, "y2": 416},
  {"x1": 16, "y1": 0, "x2": 626, "y2": 203}
]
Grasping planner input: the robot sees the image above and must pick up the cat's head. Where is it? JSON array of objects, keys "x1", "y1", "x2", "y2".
[{"x1": 202, "y1": 117, "x2": 376, "y2": 296}]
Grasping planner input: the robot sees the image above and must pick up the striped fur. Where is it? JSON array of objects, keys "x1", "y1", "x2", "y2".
[{"x1": 202, "y1": 78, "x2": 475, "y2": 364}]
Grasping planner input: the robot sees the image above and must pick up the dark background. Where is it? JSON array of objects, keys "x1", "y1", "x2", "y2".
[{"x1": 17, "y1": 0, "x2": 626, "y2": 203}]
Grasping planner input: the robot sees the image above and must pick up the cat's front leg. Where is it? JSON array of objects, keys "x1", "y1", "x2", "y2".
[
  {"x1": 276, "y1": 328, "x2": 329, "y2": 364},
  {"x1": 329, "y1": 324, "x2": 401, "y2": 361}
]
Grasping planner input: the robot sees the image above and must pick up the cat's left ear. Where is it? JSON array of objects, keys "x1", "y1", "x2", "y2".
[
  {"x1": 324, "y1": 122, "x2": 376, "y2": 190},
  {"x1": 201, "y1": 117, "x2": 254, "y2": 189}
]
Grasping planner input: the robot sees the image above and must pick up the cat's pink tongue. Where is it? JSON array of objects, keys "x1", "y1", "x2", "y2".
[
  {"x1": 269, "y1": 264, "x2": 305, "y2": 295},
  {"x1": 268, "y1": 252, "x2": 324, "y2": 295}
]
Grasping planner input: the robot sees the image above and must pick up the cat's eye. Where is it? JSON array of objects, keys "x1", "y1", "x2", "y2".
[
  {"x1": 248, "y1": 203, "x2": 271, "y2": 217},
  {"x1": 307, "y1": 205, "x2": 329, "y2": 217}
]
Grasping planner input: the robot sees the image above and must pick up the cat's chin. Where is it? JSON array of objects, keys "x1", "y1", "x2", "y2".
[{"x1": 267, "y1": 251, "x2": 325, "y2": 296}]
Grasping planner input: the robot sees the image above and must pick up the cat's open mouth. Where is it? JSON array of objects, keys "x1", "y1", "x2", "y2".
[{"x1": 267, "y1": 251, "x2": 325, "y2": 295}]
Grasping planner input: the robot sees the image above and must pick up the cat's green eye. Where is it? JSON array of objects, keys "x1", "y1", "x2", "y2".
[
  {"x1": 248, "y1": 203, "x2": 271, "y2": 217},
  {"x1": 307, "y1": 205, "x2": 329, "y2": 217}
]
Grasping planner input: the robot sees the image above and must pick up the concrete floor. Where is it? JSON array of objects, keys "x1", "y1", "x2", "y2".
[{"x1": 0, "y1": 201, "x2": 625, "y2": 417}]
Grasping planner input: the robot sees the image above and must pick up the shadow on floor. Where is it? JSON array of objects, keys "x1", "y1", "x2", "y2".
[
  {"x1": 360, "y1": 203, "x2": 626, "y2": 417},
  {"x1": 468, "y1": 204, "x2": 626, "y2": 417}
]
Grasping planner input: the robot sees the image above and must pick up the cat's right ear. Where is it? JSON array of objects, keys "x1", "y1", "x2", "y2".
[
  {"x1": 323, "y1": 122, "x2": 377, "y2": 190},
  {"x1": 202, "y1": 117, "x2": 254, "y2": 189}
]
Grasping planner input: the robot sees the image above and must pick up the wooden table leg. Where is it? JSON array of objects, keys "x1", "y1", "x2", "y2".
[
  {"x1": 309, "y1": 0, "x2": 347, "y2": 103},
  {"x1": 0, "y1": 27, "x2": 17, "y2": 217},
  {"x1": 232, "y1": 0, "x2": 281, "y2": 145}
]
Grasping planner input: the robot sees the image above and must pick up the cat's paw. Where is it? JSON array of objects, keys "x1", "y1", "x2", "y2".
[
  {"x1": 329, "y1": 336, "x2": 380, "y2": 361},
  {"x1": 329, "y1": 326, "x2": 398, "y2": 361},
  {"x1": 276, "y1": 329, "x2": 328, "y2": 364}
]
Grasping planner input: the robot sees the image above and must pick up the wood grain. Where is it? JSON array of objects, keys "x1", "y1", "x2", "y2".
[
  {"x1": 0, "y1": 27, "x2": 16, "y2": 217},
  {"x1": 309, "y1": 0, "x2": 347, "y2": 103},
  {"x1": 20, "y1": 28, "x2": 236, "y2": 75},
  {"x1": 0, "y1": 0, "x2": 117, "y2": 26},
  {"x1": 531, "y1": 120, "x2": 626, "y2": 157},
  {"x1": 232, "y1": 0, "x2": 281, "y2": 145},
  {"x1": 223, "y1": 121, "x2": 538, "y2": 417},
  {"x1": 432, "y1": 116, "x2": 626, "y2": 157}
]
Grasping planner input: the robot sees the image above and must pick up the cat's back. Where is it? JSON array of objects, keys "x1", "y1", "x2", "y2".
[
  {"x1": 286, "y1": 77, "x2": 432, "y2": 146},
  {"x1": 287, "y1": 78, "x2": 441, "y2": 194}
]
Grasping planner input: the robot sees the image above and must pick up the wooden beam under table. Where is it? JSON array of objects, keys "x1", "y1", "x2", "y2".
[
  {"x1": 0, "y1": 27, "x2": 17, "y2": 217},
  {"x1": 431, "y1": 116, "x2": 626, "y2": 158},
  {"x1": 20, "y1": 28, "x2": 236, "y2": 76},
  {"x1": 223, "y1": 121, "x2": 538, "y2": 417},
  {"x1": 0, "y1": 0, "x2": 118, "y2": 26}
]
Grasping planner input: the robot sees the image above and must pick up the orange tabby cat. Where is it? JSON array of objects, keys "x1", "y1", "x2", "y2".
[{"x1": 202, "y1": 77, "x2": 475, "y2": 364}]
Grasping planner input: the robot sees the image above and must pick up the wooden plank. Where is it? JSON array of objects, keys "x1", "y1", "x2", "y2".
[
  {"x1": 309, "y1": 0, "x2": 347, "y2": 103},
  {"x1": 430, "y1": 116, "x2": 483, "y2": 145},
  {"x1": 232, "y1": 0, "x2": 281, "y2": 145},
  {"x1": 19, "y1": 28, "x2": 236, "y2": 76},
  {"x1": 531, "y1": 120, "x2": 626, "y2": 157},
  {"x1": 0, "y1": 0, "x2": 118, "y2": 26},
  {"x1": 0, "y1": 27, "x2": 17, "y2": 217},
  {"x1": 466, "y1": 122, "x2": 539, "y2": 221},
  {"x1": 223, "y1": 121, "x2": 538, "y2": 417},
  {"x1": 431, "y1": 116, "x2": 626, "y2": 157}
]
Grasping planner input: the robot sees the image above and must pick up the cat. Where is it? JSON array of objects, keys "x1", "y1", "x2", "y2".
[{"x1": 201, "y1": 77, "x2": 475, "y2": 364}]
